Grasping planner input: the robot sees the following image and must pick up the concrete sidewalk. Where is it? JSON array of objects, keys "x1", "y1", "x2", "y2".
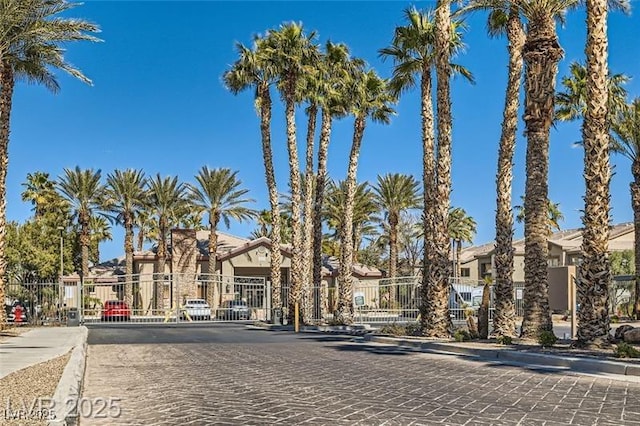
[{"x1": 0, "y1": 326, "x2": 85, "y2": 379}]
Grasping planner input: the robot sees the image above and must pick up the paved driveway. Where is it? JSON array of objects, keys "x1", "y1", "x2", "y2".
[{"x1": 81, "y1": 324, "x2": 640, "y2": 425}]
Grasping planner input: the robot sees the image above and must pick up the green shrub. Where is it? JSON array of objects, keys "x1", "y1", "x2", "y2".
[
  {"x1": 537, "y1": 330, "x2": 557, "y2": 347},
  {"x1": 453, "y1": 329, "x2": 472, "y2": 342},
  {"x1": 614, "y1": 342, "x2": 640, "y2": 358},
  {"x1": 379, "y1": 323, "x2": 406, "y2": 336},
  {"x1": 496, "y1": 335, "x2": 513, "y2": 345},
  {"x1": 611, "y1": 315, "x2": 620, "y2": 324}
]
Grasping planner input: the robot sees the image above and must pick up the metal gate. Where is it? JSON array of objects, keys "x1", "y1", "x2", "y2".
[{"x1": 80, "y1": 273, "x2": 266, "y2": 324}]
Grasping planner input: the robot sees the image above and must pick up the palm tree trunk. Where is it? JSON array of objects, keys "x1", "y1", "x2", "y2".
[
  {"x1": 632, "y1": 169, "x2": 640, "y2": 320},
  {"x1": 493, "y1": 7, "x2": 525, "y2": 339},
  {"x1": 419, "y1": 64, "x2": 436, "y2": 334},
  {"x1": 207, "y1": 214, "x2": 220, "y2": 311},
  {"x1": 124, "y1": 213, "x2": 134, "y2": 309},
  {"x1": 520, "y1": 17, "x2": 562, "y2": 339},
  {"x1": 456, "y1": 240, "x2": 462, "y2": 279},
  {"x1": 156, "y1": 217, "x2": 167, "y2": 310},
  {"x1": 137, "y1": 228, "x2": 144, "y2": 252},
  {"x1": 314, "y1": 108, "x2": 332, "y2": 321},
  {"x1": 284, "y1": 90, "x2": 304, "y2": 323},
  {"x1": 336, "y1": 115, "x2": 366, "y2": 324},
  {"x1": 424, "y1": 0, "x2": 453, "y2": 338},
  {"x1": 0, "y1": 61, "x2": 14, "y2": 329},
  {"x1": 576, "y1": 0, "x2": 611, "y2": 345},
  {"x1": 258, "y1": 83, "x2": 282, "y2": 320},
  {"x1": 80, "y1": 212, "x2": 91, "y2": 281},
  {"x1": 389, "y1": 212, "x2": 398, "y2": 305},
  {"x1": 302, "y1": 104, "x2": 317, "y2": 324}
]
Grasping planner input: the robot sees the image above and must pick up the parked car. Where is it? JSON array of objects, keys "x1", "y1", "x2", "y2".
[
  {"x1": 217, "y1": 300, "x2": 250, "y2": 320},
  {"x1": 101, "y1": 300, "x2": 131, "y2": 322},
  {"x1": 182, "y1": 298, "x2": 211, "y2": 321}
]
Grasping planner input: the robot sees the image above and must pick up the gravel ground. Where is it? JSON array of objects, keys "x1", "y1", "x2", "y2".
[{"x1": 0, "y1": 351, "x2": 71, "y2": 425}]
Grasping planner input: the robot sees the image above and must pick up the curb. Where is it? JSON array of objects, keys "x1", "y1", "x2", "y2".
[
  {"x1": 48, "y1": 326, "x2": 88, "y2": 426},
  {"x1": 364, "y1": 335, "x2": 640, "y2": 377}
]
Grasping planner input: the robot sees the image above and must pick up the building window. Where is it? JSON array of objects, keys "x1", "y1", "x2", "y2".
[
  {"x1": 460, "y1": 268, "x2": 471, "y2": 277},
  {"x1": 547, "y1": 257, "x2": 559, "y2": 267},
  {"x1": 480, "y1": 263, "x2": 492, "y2": 277}
]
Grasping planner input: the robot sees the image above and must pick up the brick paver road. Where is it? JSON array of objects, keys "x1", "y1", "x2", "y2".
[{"x1": 81, "y1": 324, "x2": 640, "y2": 425}]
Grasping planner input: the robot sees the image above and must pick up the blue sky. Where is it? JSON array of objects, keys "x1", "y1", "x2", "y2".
[{"x1": 7, "y1": 1, "x2": 640, "y2": 262}]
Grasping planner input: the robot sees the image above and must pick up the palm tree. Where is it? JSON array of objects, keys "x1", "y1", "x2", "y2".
[
  {"x1": 189, "y1": 166, "x2": 255, "y2": 309},
  {"x1": 0, "y1": 0, "x2": 99, "y2": 328},
  {"x1": 21, "y1": 171, "x2": 59, "y2": 219},
  {"x1": 447, "y1": 207, "x2": 477, "y2": 278},
  {"x1": 556, "y1": 62, "x2": 629, "y2": 124},
  {"x1": 379, "y1": 5, "x2": 472, "y2": 337},
  {"x1": 324, "y1": 180, "x2": 378, "y2": 257},
  {"x1": 146, "y1": 174, "x2": 188, "y2": 310},
  {"x1": 515, "y1": 196, "x2": 565, "y2": 235},
  {"x1": 105, "y1": 169, "x2": 147, "y2": 307},
  {"x1": 312, "y1": 42, "x2": 360, "y2": 315},
  {"x1": 224, "y1": 40, "x2": 284, "y2": 321},
  {"x1": 57, "y1": 167, "x2": 106, "y2": 281},
  {"x1": 425, "y1": 0, "x2": 456, "y2": 338},
  {"x1": 336, "y1": 70, "x2": 395, "y2": 324},
  {"x1": 261, "y1": 23, "x2": 319, "y2": 322},
  {"x1": 460, "y1": 0, "x2": 526, "y2": 340},
  {"x1": 371, "y1": 173, "x2": 420, "y2": 302},
  {"x1": 611, "y1": 99, "x2": 640, "y2": 319},
  {"x1": 135, "y1": 209, "x2": 154, "y2": 252},
  {"x1": 575, "y1": 0, "x2": 631, "y2": 345},
  {"x1": 89, "y1": 215, "x2": 112, "y2": 264}
]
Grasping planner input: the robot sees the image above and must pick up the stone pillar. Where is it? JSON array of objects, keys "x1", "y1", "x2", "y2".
[{"x1": 171, "y1": 229, "x2": 198, "y2": 308}]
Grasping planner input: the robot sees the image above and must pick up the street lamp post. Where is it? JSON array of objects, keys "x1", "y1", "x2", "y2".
[{"x1": 58, "y1": 226, "x2": 64, "y2": 322}]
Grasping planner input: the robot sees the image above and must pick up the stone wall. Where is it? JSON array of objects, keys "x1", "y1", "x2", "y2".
[{"x1": 171, "y1": 229, "x2": 198, "y2": 307}]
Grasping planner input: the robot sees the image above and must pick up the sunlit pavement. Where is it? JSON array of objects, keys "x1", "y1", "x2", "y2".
[{"x1": 81, "y1": 324, "x2": 640, "y2": 425}]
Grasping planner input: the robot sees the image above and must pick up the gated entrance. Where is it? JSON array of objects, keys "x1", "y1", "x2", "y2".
[{"x1": 80, "y1": 273, "x2": 266, "y2": 324}]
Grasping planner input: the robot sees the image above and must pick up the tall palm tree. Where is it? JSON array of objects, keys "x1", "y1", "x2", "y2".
[
  {"x1": 336, "y1": 70, "x2": 395, "y2": 324},
  {"x1": 312, "y1": 42, "x2": 360, "y2": 312},
  {"x1": 485, "y1": 0, "x2": 580, "y2": 339},
  {"x1": 0, "y1": 0, "x2": 99, "y2": 328},
  {"x1": 105, "y1": 169, "x2": 147, "y2": 307},
  {"x1": 460, "y1": 0, "x2": 526, "y2": 339},
  {"x1": 57, "y1": 167, "x2": 106, "y2": 281},
  {"x1": 189, "y1": 166, "x2": 255, "y2": 309},
  {"x1": 224, "y1": 40, "x2": 284, "y2": 321},
  {"x1": 261, "y1": 23, "x2": 319, "y2": 322},
  {"x1": 146, "y1": 174, "x2": 188, "y2": 310},
  {"x1": 371, "y1": 173, "x2": 420, "y2": 302},
  {"x1": 611, "y1": 99, "x2": 640, "y2": 320},
  {"x1": 575, "y1": 0, "x2": 630, "y2": 345},
  {"x1": 379, "y1": 5, "x2": 472, "y2": 337},
  {"x1": 426, "y1": 0, "x2": 456, "y2": 338},
  {"x1": 447, "y1": 207, "x2": 477, "y2": 278}
]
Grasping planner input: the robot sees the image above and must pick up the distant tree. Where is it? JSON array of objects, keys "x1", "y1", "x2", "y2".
[
  {"x1": 514, "y1": 196, "x2": 564, "y2": 235},
  {"x1": 57, "y1": 167, "x2": 107, "y2": 281},
  {"x1": 447, "y1": 207, "x2": 477, "y2": 278},
  {"x1": 89, "y1": 216, "x2": 112, "y2": 265},
  {"x1": 105, "y1": 169, "x2": 147, "y2": 307}
]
